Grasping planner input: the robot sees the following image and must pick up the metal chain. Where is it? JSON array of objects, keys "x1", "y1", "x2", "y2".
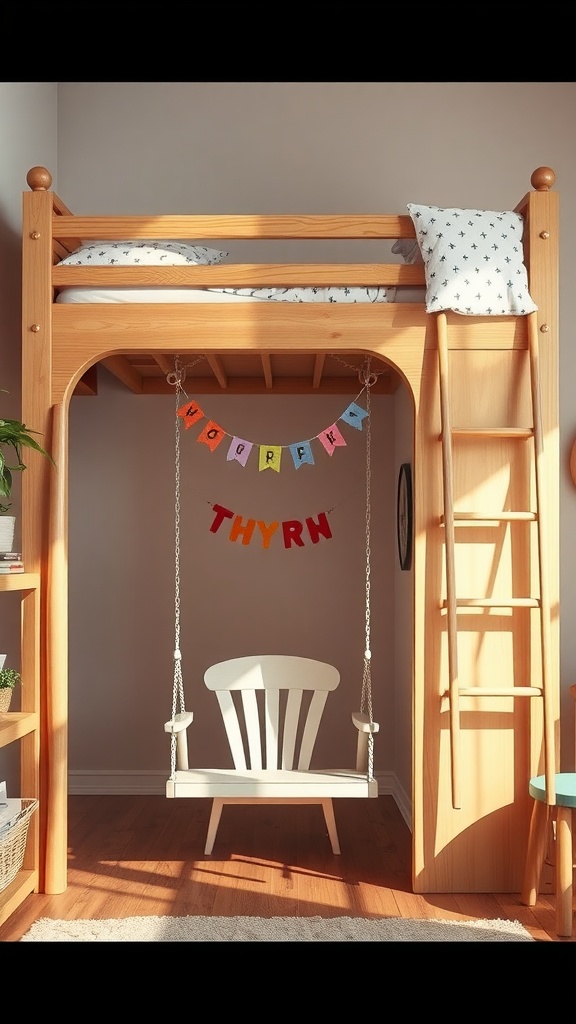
[
  {"x1": 167, "y1": 358, "x2": 188, "y2": 780},
  {"x1": 359, "y1": 359, "x2": 377, "y2": 782}
]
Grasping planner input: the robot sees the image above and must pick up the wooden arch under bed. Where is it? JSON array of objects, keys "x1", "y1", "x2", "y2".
[{"x1": 20, "y1": 165, "x2": 559, "y2": 897}]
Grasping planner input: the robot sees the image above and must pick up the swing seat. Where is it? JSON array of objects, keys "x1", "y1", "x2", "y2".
[{"x1": 165, "y1": 654, "x2": 379, "y2": 855}]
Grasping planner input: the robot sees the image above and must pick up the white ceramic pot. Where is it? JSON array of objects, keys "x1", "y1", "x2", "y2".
[{"x1": 0, "y1": 516, "x2": 15, "y2": 553}]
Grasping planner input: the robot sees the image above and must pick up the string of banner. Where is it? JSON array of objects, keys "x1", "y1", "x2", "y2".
[{"x1": 168, "y1": 356, "x2": 379, "y2": 551}]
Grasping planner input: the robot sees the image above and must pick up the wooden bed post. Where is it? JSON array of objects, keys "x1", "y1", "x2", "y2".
[
  {"x1": 22, "y1": 168, "x2": 68, "y2": 894},
  {"x1": 516, "y1": 169, "x2": 560, "y2": 783},
  {"x1": 45, "y1": 401, "x2": 68, "y2": 893}
]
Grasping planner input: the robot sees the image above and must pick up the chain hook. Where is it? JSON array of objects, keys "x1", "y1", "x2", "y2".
[
  {"x1": 358, "y1": 358, "x2": 378, "y2": 389},
  {"x1": 166, "y1": 356, "x2": 186, "y2": 390}
]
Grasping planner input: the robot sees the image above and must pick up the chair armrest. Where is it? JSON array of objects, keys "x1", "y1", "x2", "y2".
[
  {"x1": 351, "y1": 711, "x2": 380, "y2": 735},
  {"x1": 164, "y1": 711, "x2": 194, "y2": 735},
  {"x1": 164, "y1": 711, "x2": 194, "y2": 771},
  {"x1": 351, "y1": 712, "x2": 379, "y2": 773}
]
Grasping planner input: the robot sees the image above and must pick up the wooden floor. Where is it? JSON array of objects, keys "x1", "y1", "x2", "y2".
[{"x1": 0, "y1": 794, "x2": 572, "y2": 941}]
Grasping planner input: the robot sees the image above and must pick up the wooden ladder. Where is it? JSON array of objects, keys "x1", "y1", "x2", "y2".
[{"x1": 437, "y1": 310, "x2": 556, "y2": 810}]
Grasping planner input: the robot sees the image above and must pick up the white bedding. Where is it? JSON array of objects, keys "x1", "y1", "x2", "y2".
[
  {"x1": 55, "y1": 238, "x2": 426, "y2": 304},
  {"x1": 56, "y1": 285, "x2": 426, "y2": 304}
]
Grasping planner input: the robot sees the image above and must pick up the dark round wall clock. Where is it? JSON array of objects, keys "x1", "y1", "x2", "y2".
[{"x1": 397, "y1": 462, "x2": 413, "y2": 571}]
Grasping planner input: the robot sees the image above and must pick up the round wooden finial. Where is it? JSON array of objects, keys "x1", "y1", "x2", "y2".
[
  {"x1": 531, "y1": 166, "x2": 555, "y2": 191},
  {"x1": 26, "y1": 166, "x2": 52, "y2": 191}
]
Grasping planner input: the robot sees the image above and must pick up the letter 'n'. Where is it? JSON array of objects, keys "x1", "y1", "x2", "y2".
[{"x1": 306, "y1": 512, "x2": 332, "y2": 544}]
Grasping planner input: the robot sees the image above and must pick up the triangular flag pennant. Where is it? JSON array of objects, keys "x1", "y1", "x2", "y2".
[
  {"x1": 289, "y1": 440, "x2": 315, "y2": 469},
  {"x1": 259, "y1": 445, "x2": 282, "y2": 472},
  {"x1": 177, "y1": 400, "x2": 204, "y2": 429},
  {"x1": 318, "y1": 423, "x2": 347, "y2": 456},
  {"x1": 340, "y1": 401, "x2": 369, "y2": 430},
  {"x1": 227, "y1": 437, "x2": 253, "y2": 467},
  {"x1": 197, "y1": 420, "x2": 226, "y2": 452}
]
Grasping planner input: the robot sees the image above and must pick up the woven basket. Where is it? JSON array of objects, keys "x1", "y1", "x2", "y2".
[
  {"x1": 0, "y1": 798, "x2": 38, "y2": 893},
  {"x1": 0, "y1": 688, "x2": 13, "y2": 712}
]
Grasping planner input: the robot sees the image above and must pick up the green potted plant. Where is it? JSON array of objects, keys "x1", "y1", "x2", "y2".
[
  {"x1": 0, "y1": 666, "x2": 20, "y2": 713},
  {"x1": 0, "y1": 393, "x2": 53, "y2": 551}
]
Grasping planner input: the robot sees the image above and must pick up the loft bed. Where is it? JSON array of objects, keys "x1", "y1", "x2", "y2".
[{"x1": 19, "y1": 165, "x2": 559, "y2": 900}]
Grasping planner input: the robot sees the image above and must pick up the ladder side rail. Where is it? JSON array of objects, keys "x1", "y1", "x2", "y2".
[
  {"x1": 437, "y1": 312, "x2": 461, "y2": 810},
  {"x1": 528, "y1": 311, "x2": 555, "y2": 804}
]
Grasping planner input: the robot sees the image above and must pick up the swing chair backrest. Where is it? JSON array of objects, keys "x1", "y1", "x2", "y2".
[{"x1": 204, "y1": 655, "x2": 340, "y2": 772}]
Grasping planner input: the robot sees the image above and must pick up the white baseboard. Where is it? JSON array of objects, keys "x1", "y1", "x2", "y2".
[
  {"x1": 68, "y1": 768, "x2": 413, "y2": 831},
  {"x1": 375, "y1": 770, "x2": 412, "y2": 831},
  {"x1": 68, "y1": 770, "x2": 167, "y2": 795}
]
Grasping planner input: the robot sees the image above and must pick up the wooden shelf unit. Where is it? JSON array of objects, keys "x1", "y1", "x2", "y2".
[{"x1": 0, "y1": 572, "x2": 40, "y2": 926}]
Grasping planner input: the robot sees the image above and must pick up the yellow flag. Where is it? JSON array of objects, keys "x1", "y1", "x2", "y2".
[{"x1": 259, "y1": 445, "x2": 282, "y2": 472}]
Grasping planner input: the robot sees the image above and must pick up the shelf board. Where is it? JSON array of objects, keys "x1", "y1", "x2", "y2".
[
  {"x1": 0, "y1": 870, "x2": 38, "y2": 927},
  {"x1": 0, "y1": 573, "x2": 40, "y2": 592},
  {"x1": 0, "y1": 712, "x2": 39, "y2": 748}
]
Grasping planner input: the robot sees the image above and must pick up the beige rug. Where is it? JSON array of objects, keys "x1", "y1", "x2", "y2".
[{"x1": 20, "y1": 914, "x2": 534, "y2": 942}]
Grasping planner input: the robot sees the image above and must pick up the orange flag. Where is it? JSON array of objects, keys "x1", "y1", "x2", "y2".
[{"x1": 197, "y1": 420, "x2": 226, "y2": 452}]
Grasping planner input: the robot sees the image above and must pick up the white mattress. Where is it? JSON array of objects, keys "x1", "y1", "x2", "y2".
[{"x1": 56, "y1": 285, "x2": 426, "y2": 304}]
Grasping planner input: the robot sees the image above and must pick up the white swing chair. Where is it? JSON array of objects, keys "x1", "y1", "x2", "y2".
[{"x1": 164, "y1": 361, "x2": 380, "y2": 856}]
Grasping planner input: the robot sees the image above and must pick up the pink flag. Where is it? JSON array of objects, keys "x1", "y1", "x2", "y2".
[{"x1": 318, "y1": 423, "x2": 347, "y2": 456}]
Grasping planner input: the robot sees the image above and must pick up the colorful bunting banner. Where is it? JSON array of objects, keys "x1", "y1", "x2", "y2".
[{"x1": 177, "y1": 391, "x2": 369, "y2": 475}]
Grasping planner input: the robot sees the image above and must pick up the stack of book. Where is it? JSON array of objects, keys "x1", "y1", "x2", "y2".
[{"x1": 0, "y1": 551, "x2": 24, "y2": 573}]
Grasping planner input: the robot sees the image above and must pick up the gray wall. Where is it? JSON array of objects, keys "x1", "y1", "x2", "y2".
[{"x1": 1, "y1": 82, "x2": 575, "y2": 814}]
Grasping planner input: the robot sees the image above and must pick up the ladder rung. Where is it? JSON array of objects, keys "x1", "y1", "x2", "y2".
[
  {"x1": 441, "y1": 512, "x2": 537, "y2": 523},
  {"x1": 442, "y1": 598, "x2": 540, "y2": 609},
  {"x1": 457, "y1": 687, "x2": 543, "y2": 698},
  {"x1": 447, "y1": 427, "x2": 534, "y2": 440}
]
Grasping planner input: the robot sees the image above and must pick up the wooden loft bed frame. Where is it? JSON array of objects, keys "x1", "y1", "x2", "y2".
[{"x1": 19, "y1": 165, "x2": 559, "y2": 900}]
